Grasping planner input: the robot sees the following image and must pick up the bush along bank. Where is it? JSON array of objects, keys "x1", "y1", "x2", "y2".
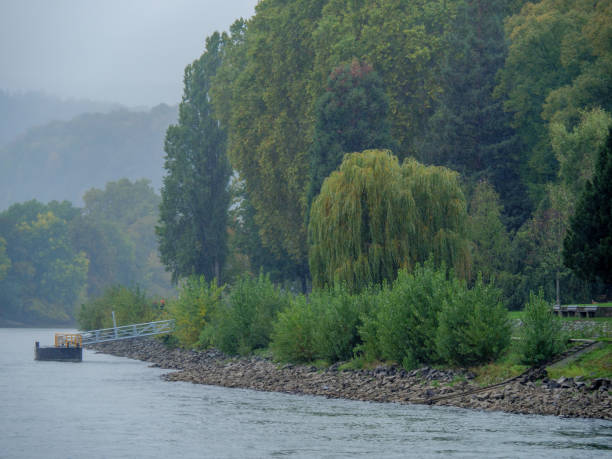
[
  {"x1": 81, "y1": 264, "x2": 611, "y2": 419},
  {"x1": 88, "y1": 337, "x2": 612, "y2": 420}
]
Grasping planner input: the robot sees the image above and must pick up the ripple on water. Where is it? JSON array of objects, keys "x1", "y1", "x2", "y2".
[{"x1": 1, "y1": 328, "x2": 611, "y2": 459}]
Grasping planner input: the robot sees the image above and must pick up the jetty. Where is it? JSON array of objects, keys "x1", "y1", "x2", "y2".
[{"x1": 34, "y1": 318, "x2": 175, "y2": 362}]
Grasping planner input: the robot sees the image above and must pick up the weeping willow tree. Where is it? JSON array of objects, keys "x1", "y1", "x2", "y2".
[{"x1": 308, "y1": 150, "x2": 470, "y2": 291}]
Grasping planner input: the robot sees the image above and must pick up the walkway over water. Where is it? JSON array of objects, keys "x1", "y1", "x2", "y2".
[{"x1": 80, "y1": 319, "x2": 175, "y2": 345}]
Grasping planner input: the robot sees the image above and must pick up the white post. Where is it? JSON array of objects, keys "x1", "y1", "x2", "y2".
[{"x1": 112, "y1": 310, "x2": 118, "y2": 338}]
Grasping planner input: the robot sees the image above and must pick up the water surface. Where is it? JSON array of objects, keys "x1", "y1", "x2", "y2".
[{"x1": 1, "y1": 328, "x2": 611, "y2": 458}]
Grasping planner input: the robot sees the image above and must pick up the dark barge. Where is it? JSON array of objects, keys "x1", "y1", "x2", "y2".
[{"x1": 34, "y1": 333, "x2": 82, "y2": 362}]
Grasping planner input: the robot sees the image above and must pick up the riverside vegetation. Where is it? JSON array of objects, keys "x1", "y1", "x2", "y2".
[
  {"x1": 79, "y1": 264, "x2": 612, "y2": 419},
  {"x1": 3, "y1": 0, "x2": 612, "y2": 417}
]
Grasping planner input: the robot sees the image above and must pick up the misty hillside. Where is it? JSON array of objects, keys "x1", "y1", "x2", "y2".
[
  {"x1": 0, "y1": 103, "x2": 177, "y2": 210},
  {"x1": 0, "y1": 90, "x2": 121, "y2": 146}
]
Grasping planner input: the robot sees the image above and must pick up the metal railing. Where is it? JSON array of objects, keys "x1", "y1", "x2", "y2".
[{"x1": 80, "y1": 319, "x2": 175, "y2": 345}]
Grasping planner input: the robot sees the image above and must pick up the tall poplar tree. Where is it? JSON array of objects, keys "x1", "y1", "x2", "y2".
[{"x1": 157, "y1": 33, "x2": 231, "y2": 283}]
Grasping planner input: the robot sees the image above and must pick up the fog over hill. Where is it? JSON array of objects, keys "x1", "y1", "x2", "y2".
[
  {"x1": 0, "y1": 90, "x2": 122, "y2": 146},
  {"x1": 0, "y1": 103, "x2": 177, "y2": 210}
]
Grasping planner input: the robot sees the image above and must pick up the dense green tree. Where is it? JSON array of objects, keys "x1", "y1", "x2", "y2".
[
  {"x1": 0, "y1": 200, "x2": 88, "y2": 324},
  {"x1": 421, "y1": 0, "x2": 529, "y2": 228},
  {"x1": 509, "y1": 111, "x2": 612, "y2": 307},
  {"x1": 518, "y1": 290, "x2": 566, "y2": 365},
  {"x1": 82, "y1": 178, "x2": 160, "y2": 228},
  {"x1": 211, "y1": 0, "x2": 465, "y2": 282},
  {"x1": 226, "y1": 178, "x2": 303, "y2": 286},
  {"x1": 496, "y1": 0, "x2": 612, "y2": 204},
  {"x1": 550, "y1": 108, "x2": 612, "y2": 198},
  {"x1": 0, "y1": 237, "x2": 10, "y2": 281},
  {"x1": 309, "y1": 150, "x2": 470, "y2": 291},
  {"x1": 169, "y1": 275, "x2": 225, "y2": 348},
  {"x1": 157, "y1": 33, "x2": 231, "y2": 284},
  {"x1": 69, "y1": 215, "x2": 136, "y2": 298},
  {"x1": 436, "y1": 275, "x2": 510, "y2": 366},
  {"x1": 563, "y1": 128, "x2": 612, "y2": 286},
  {"x1": 74, "y1": 179, "x2": 173, "y2": 298},
  {"x1": 308, "y1": 59, "x2": 395, "y2": 206},
  {"x1": 207, "y1": 273, "x2": 291, "y2": 355},
  {"x1": 212, "y1": 1, "x2": 327, "y2": 279},
  {"x1": 467, "y1": 180, "x2": 518, "y2": 302},
  {"x1": 312, "y1": 0, "x2": 459, "y2": 158}
]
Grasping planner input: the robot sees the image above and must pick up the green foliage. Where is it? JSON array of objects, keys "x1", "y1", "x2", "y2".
[
  {"x1": 312, "y1": 0, "x2": 457, "y2": 157},
  {"x1": 547, "y1": 343, "x2": 612, "y2": 381},
  {"x1": 225, "y1": 178, "x2": 304, "y2": 286},
  {"x1": 308, "y1": 59, "x2": 395, "y2": 206},
  {"x1": 360, "y1": 262, "x2": 452, "y2": 369},
  {"x1": 309, "y1": 150, "x2": 470, "y2": 291},
  {"x1": 421, "y1": 0, "x2": 529, "y2": 228},
  {"x1": 360, "y1": 262, "x2": 511, "y2": 369},
  {"x1": 564, "y1": 128, "x2": 612, "y2": 285},
  {"x1": 158, "y1": 32, "x2": 231, "y2": 284},
  {"x1": 550, "y1": 108, "x2": 612, "y2": 197},
  {"x1": 436, "y1": 276, "x2": 511, "y2": 366},
  {"x1": 77, "y1": 285, "x2": 161, "y2": 331},
  {"x1": 75, "y1": 178, "x2": 173, "y2": 298},
  {"x1": 208, "y1": 273, "x2": 291, "y2": 355},
  {"x1": 0, "y1": 200, "x2": 88, "y2": 324},
  {"x1": 271, "y1": 284, "x2": 372, "y2": 363},
  {"x1": 212, "y1": 2, "x2": 322, "y2": 272},
  {"x1": 496, "y1": 0, "x2": 612, "y2": 204},
  {"x1": 518, "y1": 290, "x2": 566, "y2": 365},
  {"x1": 468, "y1": 181, "x2": 517, "y2": 302},
  {"x1": 270, "y1": 294, "x2": 318, "y2": 363},
  {"x1": 0, "y1": 236, "x2": 10, "y2": 281},
  {"x1": 168, "y1": 276, "x2": 224, "y2": 348},
  {"x1": 508, "y1": 111, "x2": 612, "y2": 308}
]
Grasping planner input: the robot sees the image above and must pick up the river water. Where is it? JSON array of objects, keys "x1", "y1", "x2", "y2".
[{"x1": 1, "y1": 328, "x2": 611, "y2": 458}]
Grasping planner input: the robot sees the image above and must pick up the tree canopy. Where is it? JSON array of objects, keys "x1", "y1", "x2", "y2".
[
  {"x1": 563, "y1": 128, "x2": 612, "y2": 285},
  {"x1": 157, "y1": 32, "x2": 231, "y2": 284},
  {"x1": 307, "y1": 59, "x2": 395, "y2": 207},
  {"x1": 309, "y1": 149, "x2": 470, "y2": 291}
]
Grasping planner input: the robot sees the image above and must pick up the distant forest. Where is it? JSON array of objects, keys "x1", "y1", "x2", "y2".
[
  {"x1": 0, "y1": 90, "x2": 120, "y2": 146},
  {"x1": 0, "y1": 101, "x2": 177, "y2": 210}
]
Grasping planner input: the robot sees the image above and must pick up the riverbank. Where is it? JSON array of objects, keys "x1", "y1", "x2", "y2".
[{"x1": 88, "y1": 338, "x2": 612, "y2": 420}]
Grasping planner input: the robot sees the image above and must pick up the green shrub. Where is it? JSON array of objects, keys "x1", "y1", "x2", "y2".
[
  {"x1": 168, "y1": 276, "x2": 224, "y2": 348},
  {"x1": 77, "y1": 285, "x2": 160, "y2": 330},
  {"x1": 209, "y1": 273, "x2": 290, "y2": 355},
  {"x1": 270, "y1": 294, "x2": 317, "y2": 363},
  {"x1": 518, "y1": 290, "x2": 567, "y2": 365},
  {"x1": 271, "y1": 285, "x2": 373, "y2": 363},
  {"x1": 360, "y1": 262, "x2": 453, "y2": 369},
  {"x1": 436, "y1": 276, "x2": 511, "y2": 366}
]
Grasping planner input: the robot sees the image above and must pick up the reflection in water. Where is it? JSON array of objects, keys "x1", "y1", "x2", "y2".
[{"x1": 1, "y1": 328, "x2": 611, "y2": 458}]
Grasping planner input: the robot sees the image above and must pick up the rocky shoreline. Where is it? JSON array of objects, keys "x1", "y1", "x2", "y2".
[{"x1": 88, "y1": 338, "x2": 612, "y2": 420}]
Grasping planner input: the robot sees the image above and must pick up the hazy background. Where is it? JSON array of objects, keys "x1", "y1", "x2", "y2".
[{"x1": 0, "y1": 0, "x2": 259, "y2": 107}]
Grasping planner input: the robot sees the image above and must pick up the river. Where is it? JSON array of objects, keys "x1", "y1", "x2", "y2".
[{"x1": 1, "y1": 328, "x2": 611, "y2": 458}]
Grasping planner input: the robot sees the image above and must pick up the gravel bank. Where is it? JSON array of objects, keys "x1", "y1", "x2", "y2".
[{"x1": 88, "y1": 338, "x2": 612, "y2": 420}]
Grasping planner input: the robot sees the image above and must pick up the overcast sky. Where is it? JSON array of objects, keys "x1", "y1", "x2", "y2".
[{"x1": 0, "y1": 0, "x2": 259, "y2": 107}]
